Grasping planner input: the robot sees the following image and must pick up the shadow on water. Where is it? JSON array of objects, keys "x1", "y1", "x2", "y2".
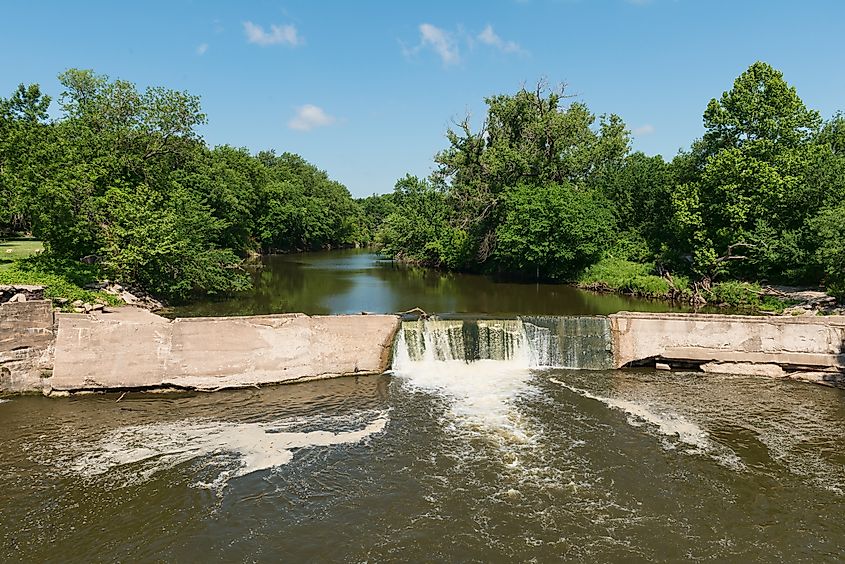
[{"x1": 168, "y1": 249, "x2": 698, "y2": 318}]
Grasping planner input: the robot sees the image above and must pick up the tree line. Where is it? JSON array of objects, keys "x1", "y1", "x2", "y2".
[
  {"x1": 3, "y1": 63, "x2": 843, "y2": 304},
  {"x1": 368, "y1": 63, "x2": 845, "y2": 299},
  {"x1": 0, "y1": 69, "x2": 370, "y2": 301}
]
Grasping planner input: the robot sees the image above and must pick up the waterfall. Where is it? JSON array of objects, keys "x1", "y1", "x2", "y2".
[
  {"x1": 520, "y1": 316, "x2": 614, "y2": 370},
  {"x1": 398, "y1": 319, "x2": 528, "y2": 363},
  {"x1": 394, "y1": 316, "x2": 613, "y2": 371}
]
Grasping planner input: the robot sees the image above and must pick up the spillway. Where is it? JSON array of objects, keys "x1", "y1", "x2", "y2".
[{"x1": 394, "y1": 316, "x2": 614, "y2": 370}]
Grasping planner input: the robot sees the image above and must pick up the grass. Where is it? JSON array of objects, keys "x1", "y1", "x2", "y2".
[
  {"x1": 0, "y1": 237, "x2": 44, "y2": 269},
  {"x1": 577, "y1": 257, "x2": 792, "y2": 312},
  {"x1": 0, "y1": 248, "x2": 123, "y2": 309},
  {"x1": 577, "y1": 258, "x2": 690, "y2": 299}
]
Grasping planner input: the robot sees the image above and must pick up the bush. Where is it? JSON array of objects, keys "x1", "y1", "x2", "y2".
[
  {"x1": 0, "y1": 255, "x2": 122, "y2": 308},
  {"x1": 578, "y1": 258, "x2": 688, "y2": 298},
  {"x1": 494, "y1": 183, "x2": 615, "y2": 279},
  {"x1": 703, "y1": 280, "x2": 789, "y2": 311}
]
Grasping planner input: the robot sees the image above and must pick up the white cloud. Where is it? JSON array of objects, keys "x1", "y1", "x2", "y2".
[
  {"x1": 196, "y1": 43, "x2": 209, "y2": 56},
  {"x1": 418, "y1": 23, "x2": 459, "y2": 65},
  {"x1": 477, "y1": 25, "x2": 522, "y2": 54},
  {"x1": 633, "y1": 124, "x2": 656, "y2": 136},
  {"x1": 288, "y1": 104, "x2": 336, "y2": 131},
  {"x1": 243, "y1": 21, "x2": 302, "y2": 47}
]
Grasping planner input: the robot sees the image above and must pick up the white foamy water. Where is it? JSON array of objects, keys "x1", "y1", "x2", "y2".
[
  {"x1": 550, "y1": 377, "x2": 744, "y2": 470},
  {"x1": 0, "y1": 399, "x2": 9, "y2": 405},
  {"x1": 393, "y1": 329, "x2": 536, "y2": 442},
  {"x1": 63, "y1": 411, "x2": 388, "y2": 489}
]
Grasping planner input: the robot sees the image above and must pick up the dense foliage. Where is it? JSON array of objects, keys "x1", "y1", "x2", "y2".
[
  {"x1": 0, "y1": 70, "x2": 365, "y2": 301},
  {"x1": 3, "y1": 63, "x2": 843, "y2": 305},
  {"x1": 373, "y1": 64, "x2": 845, "y2": 299}
]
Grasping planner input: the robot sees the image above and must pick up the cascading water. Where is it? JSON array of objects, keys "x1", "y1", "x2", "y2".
[
  {"x1": 391, "y1": 316, "x2": 614, "y2": 441},
  {"x1": 393, "y1": 316, "x2": 614, "y2": 370},
  {"x1": 398, "y1": 318, "x2": 529, "y2": 363}
]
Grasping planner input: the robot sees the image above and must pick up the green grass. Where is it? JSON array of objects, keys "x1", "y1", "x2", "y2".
[
  {"x1": 0, "y1": 237, "x2": 44, "y2": 269},
  {"x1": 577, "y1": 258, "x2": 690, "y2": 299},
  {"x1": 0, "y1": 252, "x2": 122, "y2": 309},
  {"x1": 578, "y1": 257, "x2": 792, "y2": 312},
  {"x1": 704, "y1": 280, "x2": 791, "y2": 312}
]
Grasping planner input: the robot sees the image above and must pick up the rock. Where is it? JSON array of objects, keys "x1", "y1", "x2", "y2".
[
  {"x1": 90, "y1": 303, "x2": 104, "y2": 311},
  {"x1": 80, "y1": 254, "x2": 100, "y2": 265},
  {"x1": 73, "y1": 307, "x2": 84, "y2": 313},
  {"x1": 786, "y1": 371, "x2": 845, "y2": 388},
  {"x1": 700, "y1": 362, "x2": 786, "y2": 378},
  {"x1": 72, "y1": 300, "x2": 84, "y2": 308},
  {"x1": 54, "y1": 297, "x2": 69, "y2": 305},
  {"x1": 120, "y1": 291, "x2": 138, "y2": 304},
  {"x1": 8, "y1": 293, "x2": 27, "y2": 303},
  {"x1": 83, "y1": 303, "x2": 93, "y2": 313},
  {"x1": 783, "y1": 306, "x2": 817, "y2": 317},
  {"x1": 655, "y1": 362, "x2": 671, "y2": 371}
]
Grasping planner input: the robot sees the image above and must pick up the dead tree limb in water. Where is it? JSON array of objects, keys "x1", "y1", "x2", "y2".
[{"x1": 398, "y1": 307, "x2": 429, "y2": 319}]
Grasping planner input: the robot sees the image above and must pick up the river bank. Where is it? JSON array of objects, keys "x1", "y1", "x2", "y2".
[{"x1": 3, "y1": 244, "x2": 840, "y2": 317}]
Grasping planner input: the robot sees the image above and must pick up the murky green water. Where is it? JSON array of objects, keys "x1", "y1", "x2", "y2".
[
  {"x1": 2, "y1": 369, "x2": 844, "y2": 562},
  {"x1": 167, "y1": 249, "x2": 693, "y2": 317}
]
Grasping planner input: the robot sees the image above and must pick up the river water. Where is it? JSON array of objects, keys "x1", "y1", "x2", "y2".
[
  {"x1": 3, "y1": 251, "x2": 844, "y2": 562},
  {"x1": 167, "y1": 249, "x2": 692, "y2": 317}
]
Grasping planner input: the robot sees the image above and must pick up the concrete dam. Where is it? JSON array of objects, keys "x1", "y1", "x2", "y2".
[{"x1": 2, "y1": 300, "x2": 844, "y2": 394}]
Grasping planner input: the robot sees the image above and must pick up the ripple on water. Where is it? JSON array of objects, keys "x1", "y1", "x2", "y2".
[{"x1": 549, "y1": 376, "x2": 746, "y2": 471}]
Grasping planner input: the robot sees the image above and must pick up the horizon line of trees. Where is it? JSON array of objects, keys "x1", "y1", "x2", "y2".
[
  {"x1": 366, "y1": 62, "x2": 845, "y2": 298},
  {"x1": 0, "y1": 69, "x2": 372, "y2": 301},
  {"x1": 3, "y1": 62, "x2": 844, "y2": 303}
]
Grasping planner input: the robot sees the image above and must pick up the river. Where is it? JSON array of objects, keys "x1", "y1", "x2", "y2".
[
  {"x1": 166, "y1": 249, "x2": 693, "y2": 318},
  {"x1": 2, "y1": 251, "x2": 844, "y2": 562}
]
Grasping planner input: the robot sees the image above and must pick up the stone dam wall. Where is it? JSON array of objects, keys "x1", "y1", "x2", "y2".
[
  {"x1": 0, "y1": 300, "x2": 55, "y2": 393},
  {"x1": 609, "y1": 312, "x2": 845, "y2": 387},
  {"x1": 1, "y1": 302, "x2": 844, "y2": 394}
]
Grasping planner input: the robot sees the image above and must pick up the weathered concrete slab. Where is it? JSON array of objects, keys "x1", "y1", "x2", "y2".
[
  {"x1": 51, "y1": 308, "x2": 400, "y2": 391},
  {"x1": 0, "y1": 300, "x2": 55, "y2": 392},
  {"x1": 610, "y1": 312, "x2": 845, "y2": 374},
  {"x1": 52, "y1": 308, "x2": 170, "y2": 389}
]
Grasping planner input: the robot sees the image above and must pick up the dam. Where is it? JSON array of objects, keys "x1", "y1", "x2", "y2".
[{"x1": 2, "y1": 298, "x2": 844, "y2": 393}]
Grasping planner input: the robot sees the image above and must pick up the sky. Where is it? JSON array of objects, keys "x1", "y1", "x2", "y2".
[{"x1": 2, "y1": 0, "x2": 844, "y2": 197}]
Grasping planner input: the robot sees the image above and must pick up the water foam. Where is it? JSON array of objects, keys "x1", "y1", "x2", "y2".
[
  {"x1": 393, "y1": 328, "x2": 537, "y2": 446},
  {"x1": 550, "y1": 377, "x2": 744, "y2": 469},
  {"x1": 64, "y1": 411, "x2": 388, "y2": 490}
]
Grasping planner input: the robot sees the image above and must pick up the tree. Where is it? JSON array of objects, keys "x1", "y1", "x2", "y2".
[
  {"x1": 380, "y1": 82, "x2": 630, "y2": 274},
  {"x1": 256, "y1": 152, "x2": 363, "y2": 252},
  {"x1": 670, "y1": 62, "x2": 826, "y2": 280},
  {"x1": 0, "y1": 84, "x2": 52, "y2": 233},
  {"x1": 590, "y1": 151, "x2": 674, "y2": 259},
  {"x1": 702, "y1": 61, "x2": 821, "y2": 156},
  {"x1": 494, "y1": 183, "x2": 615, "y2": 279}
]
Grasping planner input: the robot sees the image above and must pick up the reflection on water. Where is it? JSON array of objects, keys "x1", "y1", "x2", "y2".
[
  {"x1": 168, "y1": 249, "x2": 694, "y2": 317},
  {"x1": 3, "y1": 370, "x2": 845, "y2": 561}
]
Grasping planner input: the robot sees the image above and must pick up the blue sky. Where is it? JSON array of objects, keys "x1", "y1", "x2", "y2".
[{"x1": 2, "y1": 1, "x2": 844, "y2": 197}]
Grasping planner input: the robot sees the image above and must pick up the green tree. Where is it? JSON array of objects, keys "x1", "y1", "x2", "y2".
[
  {"x1": 256, "y1": 152, "x2": 363, "y2": 252},
  {"x1": 670, "y1": 62, "x2": 825, "y2": 280},
  {"x1": 494, "y1": 183, "x2": 615, "y2": 279},
  {"x1": 0, "y1": 83, "x2": 52, "y2": 233},
  {"x1": 435, "y1": 84, "x2": 628, "y2": 256}
]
